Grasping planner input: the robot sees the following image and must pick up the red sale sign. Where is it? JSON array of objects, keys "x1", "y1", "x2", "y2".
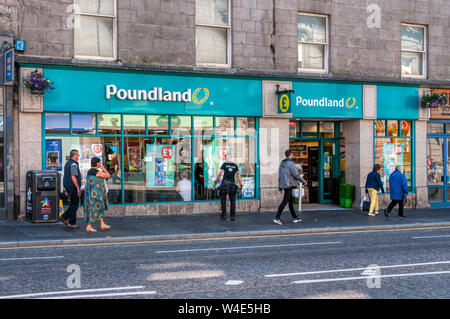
[
  {"x1": 92, "y1": 144, "x2": 103, "y2": 155},
  {"x1": 161, "y1": 146, "x2": 173, "y2": 159},
  {"x1": 218, "y1": 147, "x2": 228, "y2": 159},
  {"x1": 394, "y1": 144, "x2": 403, "y2": 155}
]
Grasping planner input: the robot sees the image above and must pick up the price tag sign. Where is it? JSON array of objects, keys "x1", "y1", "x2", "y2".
[
  {"x1": 161, "y1": 146, "x2": 173, "y2": 159},
  {"x1": 218, "y1": 147, "x2": 228, "y2": 159},
  {"x1": 394, "y1": 144, "x2": 403, "y2": 155}
]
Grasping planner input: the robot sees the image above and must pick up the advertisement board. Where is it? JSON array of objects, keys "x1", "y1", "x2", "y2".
[{"x1": 145, "y1": 145, "x2": 175, "y2": 188}]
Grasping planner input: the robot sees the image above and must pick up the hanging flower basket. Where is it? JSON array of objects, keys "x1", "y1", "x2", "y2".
[
  {"x1": 23, "y1": 70, "x2": 54, "y2": 95},
  {"x1": 422, "y1": 91, "x2": 447, "y2": 108}
]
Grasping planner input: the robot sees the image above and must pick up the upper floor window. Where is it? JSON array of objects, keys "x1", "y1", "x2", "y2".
[
  {"x1": 401, "y1": 24, "x2": 426, "y2": 78},
  {"x1": 298, "y1": 13, "x2": 328, "y2": 73},
  {"x1": 195, "y1": 0, "x2": 231, "y2": 67},
  {"x1": 74, "y1": 0, "x2": 116, "y2": 60}
]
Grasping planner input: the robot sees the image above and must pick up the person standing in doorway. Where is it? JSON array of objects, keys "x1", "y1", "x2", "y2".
[
  {"x1": 384, "y1": 165, "x2": 408, "y2": 218},
  {"x1": 364, "y1": 164, "x2": 385, "y2": 216},
  {"x1": 273, "y1": 150, "x2": 307, "y2": 225},
  {"x1": 61, "y1": 149, "x2": 81, "y2": 229},
  {"x1": 215, "y1": 155, "x2": 243, "y2": 221}
]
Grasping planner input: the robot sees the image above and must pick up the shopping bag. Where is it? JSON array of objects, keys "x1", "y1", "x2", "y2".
[
  {"x1": 293, "y1": 188, "x2": 300, "y2": 199},
  {"x1": 58, "y1": 199, "x2": 64, "y2": 217},
  {"x1": 361, "y1": 194, "x2": 371, "y2": 212}
]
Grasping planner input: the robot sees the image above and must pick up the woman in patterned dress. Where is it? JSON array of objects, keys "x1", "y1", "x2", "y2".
[{"x1": 84, "y1": 157, "x2": 111, "y2": 233}]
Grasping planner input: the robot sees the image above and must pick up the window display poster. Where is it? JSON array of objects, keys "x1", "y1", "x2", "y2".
[
  {"x1": 45, "y1": 139, "x2": 62, "y2": 170},
  {"x1": 145, "y1": 145, "x2": 175, "y2": 188},
  {"x1": 127, "y1": 142, "x2": 142, "y2": 172},
  {"x1": 383, "y1": 143, "x2": 404, "y2": 183},
  {"x1": 203, "y1": 142, "x2": 230, "y2": 188},
  {"x1": 71, "y1": 144, "x2": 103, "y2": 185},
  {"x1": 242, "y1": 177, "x2": 255, "y2": 198}
]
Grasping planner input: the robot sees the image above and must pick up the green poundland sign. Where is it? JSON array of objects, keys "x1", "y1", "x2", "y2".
[
  {"x1": 291, "y1": 80, "x2": 363, "y2": 118},
  {"x1": 42, "y1": 66, "x2": 262, "y2": 117}
]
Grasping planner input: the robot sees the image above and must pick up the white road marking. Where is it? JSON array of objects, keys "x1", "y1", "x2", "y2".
[
  {"x1": 0, "y1": 256, "x2": 64, "y2": 262},
  {"x1": 43, "y1": 291, "x2": 157, "y2": 299},
  {"x1": 155, "y1": 241, "x2": 342, "y2": 253},
  {"x1": 412, "y1": 235, "x2": 450, "y2": 239},
  {"x1": 292, "y1": 270, "x2": 450, "y2": 285},
  {"x1": 225, "y1": 280, "x2": 243, "y2": 286},
  {"x1": 361, "y1": 269, "x2": 378, "y2": 276},
  {"x1": 265, "y1": 260, "x2": 450, "y2": 278},
  {"x1": 0, "y1": 286, "x2": 145, "y2": 299}
]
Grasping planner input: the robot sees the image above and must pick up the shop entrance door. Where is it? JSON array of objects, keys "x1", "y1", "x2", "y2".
[
  {"x1": 290, "y1": 140, "x2": 337, "y2": 204},
  {"x1": 427, "y1": 128, "x2": 450, "y2": 206},
  {"x1": 321, "y1": 141, "x2": 334, "y2": 203}
]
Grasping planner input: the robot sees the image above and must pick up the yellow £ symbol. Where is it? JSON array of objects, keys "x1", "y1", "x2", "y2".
[
  {"x1": 193, "y1": 88, "x2": 209, "y2": 105},
  {"x1": 279, "y1": 94, "x2": 290, "y2": 113},
  {"x1": 346, "y1": 97, "x2": 356, "y2": 109}
]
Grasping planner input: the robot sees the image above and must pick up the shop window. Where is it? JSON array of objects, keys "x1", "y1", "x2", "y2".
[
  {"x1": 429, "y1": 188, "x2": 444, "y2": 202},
  {"x1": 375, "y1": 120, "x2": 385, "y2": 136},
  {"x1": 236, "y1": 117, "x2": 256, "y2": 136},
  {"x1": 98, "y1": 114, "x2": 121, "y2": 135},
  {"x1": 72, "y1": 113, "x2": 96, "y2": 134},
  {"x1": 302, "y1": 122, "x2": 317, "y2": 138},
  {"x1": 171, "y1": 116, "x2": 191, "y2": 136},
  {"x1": 44, "y1": 113, "x2": 258, "y2": 205},
  {"x1": 319, "y1": 122, "x2": 334, "y2": 138},
  {"x1": 123, "y1": 115, "x2": 145, "y2": 135},
  {"x1": 400, "y1": 120, "x2": 411, "y2": 137},
  {"x1": 427, "y1": 138, "x2": 443, "y2": 186},
  {"x1": 194, "y1": 136, "x2": 255, "y2": 200},
  {"x1": 194, "y1": 116, "x2": 214, "y2": 136},
  {"x1": 47, "y1": 136, "x2": 122, "y2": 204},
  {"x1": 388, "y1": 120, "x2": 399, "y2": 137},
  {"x1": 148, "y1": 115, "x2": 169, "y2": 136},
  {"x1": 289, "y1": 120, "x2": 300, "y2": 138},
  {"x1": 374, "y1": 138, "x2": 413, "y2": 192},
  {"x1": 45, "y1": 113, "x2": 70, "y2": 135},
  {"x1": 427, "y1": 122, "x2": 444, "y2": 134},
  {"x1": 216, "y1": 117, "x2": 234, "y2": 136},
  {"x1": 123, "y1": 136, "x2": 192, "y2": 203}
]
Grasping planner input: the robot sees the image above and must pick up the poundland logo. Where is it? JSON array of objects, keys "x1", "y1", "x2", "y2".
[
  {"x1": 296, "y1": 96, "x2": 358, "y2": 109},
  {"x1": 106, "y1": 84, "x2": 209, "y2": 105}
]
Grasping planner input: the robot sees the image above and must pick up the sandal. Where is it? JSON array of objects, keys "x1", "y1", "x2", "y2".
[
  {"x1": 86, "y1": 227, "x2": 97, "y2": 233},
  {"x1": 100, "y1": 225, "x2": 111, "y2": 231}
]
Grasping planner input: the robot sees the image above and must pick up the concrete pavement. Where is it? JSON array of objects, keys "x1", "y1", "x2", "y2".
[{"x1": 0, "y1": 208, "x2": 449, "y2": 248}]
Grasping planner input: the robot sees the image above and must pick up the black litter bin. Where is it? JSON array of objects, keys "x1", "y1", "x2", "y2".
[{"x1": 26, "y1": 171, "x2": 61, "y2": 223}]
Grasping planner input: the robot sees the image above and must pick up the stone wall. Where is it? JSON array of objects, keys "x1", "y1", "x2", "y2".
[{"x1": 0, "y1": 0, "x2": 448, "y2": 80}]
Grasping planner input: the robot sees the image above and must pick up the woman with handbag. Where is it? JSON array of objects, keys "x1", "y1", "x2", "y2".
[
  {"x1": 214, "y1": 155, "x2": 243, "y2": 221},
  {"x1": 364, "y1": 164, "x2": 385, "y2": 217},
  {"x1": 84, "y1": 157, "x2": 111, "y2": 233}
]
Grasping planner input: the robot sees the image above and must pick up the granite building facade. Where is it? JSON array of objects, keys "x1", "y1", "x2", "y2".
[{"x1": 0, "y1": 0, "x2": 449, "y2": 220}]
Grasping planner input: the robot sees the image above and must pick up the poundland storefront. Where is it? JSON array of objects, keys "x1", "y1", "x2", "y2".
[
  {"x1": 16, "y1": 64, "x2": 428, "y2": 218},
  {"x1": 280, "y1": 80, "x2": 423, "y2": 209},
  {"x1": 17, "y1": 65, "x2": 262, "y2": 217}
]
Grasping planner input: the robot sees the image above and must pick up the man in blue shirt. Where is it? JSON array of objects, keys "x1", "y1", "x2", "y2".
[{"x1": 384, "y1": 165, "x2": 408, "y2": 218}]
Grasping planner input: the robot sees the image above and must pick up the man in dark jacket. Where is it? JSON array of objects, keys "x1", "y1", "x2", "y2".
[
  {"x1": 273, "y1": 150, "x2": 307, "y2": 225},
  {"x1": 384, "y1": 165, "x2": 408, "y2": 218},
  {"x1": 61, "y1": 149, "x2": 81, "y2": 229}
]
